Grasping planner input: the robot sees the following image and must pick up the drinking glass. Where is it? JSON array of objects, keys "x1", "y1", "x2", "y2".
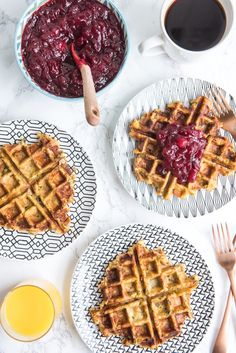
[{"x1": 0, "y1": 279, "x2": 62, "y2": 342}]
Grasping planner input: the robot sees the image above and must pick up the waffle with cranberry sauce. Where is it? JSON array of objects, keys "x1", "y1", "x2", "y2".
[
  {"x1": 91, "y1": 241, "x2": 198, "y2": 349},
  {"x1": 0, "y1": 134, "x2": 75, "y2": 234},
  {"x1": 129, "y1": 96, "x2": 236, "y2": 199}
]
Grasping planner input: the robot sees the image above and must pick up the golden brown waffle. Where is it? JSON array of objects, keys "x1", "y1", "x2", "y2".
[
  {"x1": 91, "y1": 242, "x2": 198, "y2": 349},
  {"x1": 0, "y1": 134, "x2": 75, "y2": 234},
  {"x1": 0, "y1": 190, "x2": 60, "y2": 233},
  {"x1": 33, "y1": 162, "x2": 75, "y2": 233},
  {"x1": 0, "y1": 153, "x2": 28, "y2": 207},
  {"x1": 129, "y1": 96, "x2": 236, "y2": 199},
  {"x1": 2, "y1": 134, "x2": 63, "y2": 182}
]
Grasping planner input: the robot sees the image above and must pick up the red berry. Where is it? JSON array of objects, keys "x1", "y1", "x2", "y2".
[{"x1": 176, "y1": 136, "x2": 188, "y2": 148}]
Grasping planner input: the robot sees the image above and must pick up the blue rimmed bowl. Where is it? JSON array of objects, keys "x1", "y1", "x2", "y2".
[{"x1": 15, "y1": 0, "x2": 130, "y2": 101}]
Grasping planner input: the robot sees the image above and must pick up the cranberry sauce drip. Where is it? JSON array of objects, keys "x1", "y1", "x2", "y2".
[
  {"x1": 156, "y1": 124, "x2": 207, "y2": 184},
  {"x1": 21, "y1": 0, "x2": 126, "y2": 98}
]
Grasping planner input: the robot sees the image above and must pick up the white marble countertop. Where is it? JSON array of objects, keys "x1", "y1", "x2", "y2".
[{"x1": 0, "y1": 0, "x2": 236, "y2": 352}]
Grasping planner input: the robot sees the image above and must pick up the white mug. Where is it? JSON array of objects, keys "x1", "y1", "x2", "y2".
[{"x1": 139, "y1": 0, "x2": 234, "y2": 62}]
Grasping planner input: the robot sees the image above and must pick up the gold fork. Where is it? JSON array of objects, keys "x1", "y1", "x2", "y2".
[
  {"x1": 212, "y1": 233, "x2": 236, "y2": 353},
  {"x1": 210, "y1": 87, "x2": 236, "y2": 141},
  {"x1": 212, "y1": 223, "x2": 236, "y2": 305}
]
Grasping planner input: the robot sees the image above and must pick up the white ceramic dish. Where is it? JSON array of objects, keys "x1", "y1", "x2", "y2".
[
  {"x1": 70, "y1": 223, "x2": 215, "y2": 353},
  {"x1": 0, "y1": 120, "x2": 97, "y2": 260},
  {"x1": 113, "y1": 77, "x2": 236, "y2": 218},
  {"x1": 139, "y1": 0, "x2": 234, "y2": 62}
]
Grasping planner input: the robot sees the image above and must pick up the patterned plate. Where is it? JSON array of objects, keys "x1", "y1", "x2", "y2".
[
  {"x1": 113, "y1": 77, "x2": 236, "y2": 217},
  {"x1": 0, "y1": 120, "x2": 96, "y2": 260},
  {"x1": 70, "y1": 223, "x2": 215, "y2": 353}
]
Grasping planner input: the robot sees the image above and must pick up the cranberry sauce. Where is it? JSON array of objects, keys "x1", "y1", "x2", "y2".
[
  {"x1": 21, "y1": 0, "x2": 126, "y2": 98},
  {"x1": 156, "y1": 124, "x2": 207, "y2": 184},
  {"x1": 165, "y1": 0, "x2": 226, "y2": 51}
]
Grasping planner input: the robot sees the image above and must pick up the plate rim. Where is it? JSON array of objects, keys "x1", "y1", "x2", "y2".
[
  {"x1": 0, "y1": 118, "x2": 97, "y2": 260},
  {"x1": 112, "y1": 76, "x2": 236, "y2": 218},
  {"x1": 70, "y1": 222, "x2": 215, "y2": 353}
]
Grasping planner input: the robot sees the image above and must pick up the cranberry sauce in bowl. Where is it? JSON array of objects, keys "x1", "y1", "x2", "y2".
[{"x1": 20, "y1": 0, "x2": 126, "y2": 98}]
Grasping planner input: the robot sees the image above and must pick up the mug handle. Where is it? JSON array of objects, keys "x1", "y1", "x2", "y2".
[{"x1": 139, "y1": 34, "x2": 165, "y2": 56}]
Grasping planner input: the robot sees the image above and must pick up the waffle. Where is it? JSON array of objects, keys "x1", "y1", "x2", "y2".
[
  {"x1": 0, "y1": 153, "x2": 28, "y2": 207},
  {"x1": 129, "y1": 96, "x2": 236, "y2": 199},
  {"x1": 91, "y1": 241, "x2": 198, "y2": 349},
  {"x1": 32, "y1": 162, "x2": 74, "y2": 233},
  {"x1": 0, "y1": 134, "x2": 75, "y2": 234},
  {"x1": 0, "y1": 189, "x2": 60, "y2": 233},
  {"x1": 2, "y1": 134, "x2": 63, "y2": 182}
]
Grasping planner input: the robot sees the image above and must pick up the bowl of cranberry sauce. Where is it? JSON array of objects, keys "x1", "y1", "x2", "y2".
[{"x1": 15, "y1": 0, "x2": 129, "y2": 100}]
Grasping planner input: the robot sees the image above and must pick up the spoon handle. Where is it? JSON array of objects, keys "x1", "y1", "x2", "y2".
[{"x1": 80, "y1": 64, "x2": 100, "y2": 126}]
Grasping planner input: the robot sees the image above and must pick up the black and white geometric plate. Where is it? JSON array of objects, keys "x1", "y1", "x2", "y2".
[
  {"x1": 70, "y1": 223, "x2": 215, "y2": 353},
  {"x1": 0, "y1": 120, "x2": 96, "y2": 260},
  {"x1": 113, "y1": 77, "x2": 236, "y2": 217}
]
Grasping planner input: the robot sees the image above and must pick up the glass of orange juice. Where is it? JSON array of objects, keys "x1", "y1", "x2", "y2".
[{"x1": 0, "y1": 279, "x2": 62, "y2": 342}]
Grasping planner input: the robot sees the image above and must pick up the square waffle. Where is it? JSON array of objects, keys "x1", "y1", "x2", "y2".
[
  {"x1": 0, "y1": 134, "x2": 75, "y2": 234},
  {"x1": 2, "y1": 134, "x2": 63, "y2": 182},
  {"x1": 91, "y1": 241, "x2": 198, "y2": 349},
  {"x1": 129, "y1": 96, "x2": 236, "y2": 199},
  {"x1": 32, "y1": 162, "x2": 75, "y2": 233},
  {"x1": 0, "y1": 189, "x2": 60, "y2": 233},
  {"x1": 0, "y1": 153, "x2": 28, "y2": 207}
]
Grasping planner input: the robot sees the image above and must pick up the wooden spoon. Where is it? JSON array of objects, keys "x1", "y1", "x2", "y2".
[{"x1": 71, "y1": 43, "x2": 100, "y2": 126}]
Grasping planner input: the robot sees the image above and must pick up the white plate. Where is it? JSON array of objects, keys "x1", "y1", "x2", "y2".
[
  {"x1": 113, "y1": 77, "x2": 236, "y2": 217},
  {"x1": 70, "y1": 223, "x2": 215, "y2": 353},
  {"x1": 0, "y1": 120, "x2": 96, "y2": 260}
]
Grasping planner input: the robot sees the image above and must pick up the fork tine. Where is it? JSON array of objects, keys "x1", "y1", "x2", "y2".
[
  {"x1": 215, "y1": 87, "x2": 232, "y2": 112},
  {"x1": 221, "y1": 223, "x2": 229, "y2": 252},
  {"x1": 212, "y1": 225, "x2": 217, "y2": 249},
  {"x1": 216, "y1": 223, "x2": 224, "y2": 253},
  {"x1": 208, "y1": 86, "x2": 221, "y2": 116},
  {"x1": 211, "y1": 102, "x2": 220, "y2": 117},
  {"x1": 212, "y1": 224, "x2": 220, "y2": 253},
  {"x1": 211, "y1": 88, "x2": 228, "y2": 114},
  {"x1": 225, "y1": 222, "x2": 233, "y2": 251},
  {"x1": 211, "y1": 94, "x2": 223, "y2": 116}
]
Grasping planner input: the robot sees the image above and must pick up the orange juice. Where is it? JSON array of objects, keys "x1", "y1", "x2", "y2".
[
  {"x1": 4, "y1": 286, "x2": 54, "y2": 338},
  {"x1": 0, "y1": 280, "x2": 62, "y2": 342}
]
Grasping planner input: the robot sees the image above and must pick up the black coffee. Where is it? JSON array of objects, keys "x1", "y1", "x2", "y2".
[{"x1": 165, "y1": 0, "x2": 226, "y2": 51}]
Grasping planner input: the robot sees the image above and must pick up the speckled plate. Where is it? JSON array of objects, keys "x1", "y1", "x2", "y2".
[
  {"x1": 70, "y1": 223, "x2": 215, "y2": 353},
  {"x1": 0, "y1": 120, "x2": 96, "y2": 260}
]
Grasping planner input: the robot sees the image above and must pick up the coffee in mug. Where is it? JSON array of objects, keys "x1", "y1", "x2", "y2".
[
  {"x1": 165, "y1": 0, "x2": 226, "y2": 51},
  {"x1": 139, "y1": 0, "x2": 234, "y2": 62}
]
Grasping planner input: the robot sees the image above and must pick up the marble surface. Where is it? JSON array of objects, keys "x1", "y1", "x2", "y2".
[{"x1": 0, "y1": 0, "x2": 236, "y2": 352}]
